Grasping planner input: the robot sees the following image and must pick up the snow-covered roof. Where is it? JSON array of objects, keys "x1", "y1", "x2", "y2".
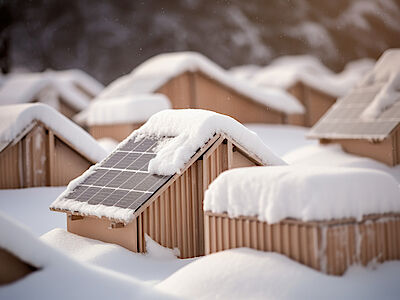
[
  {"x1": 133, "y1": 109, "x2": 286, "y2": 175},
  {"x1": 308, "y1": 49, "x2": 400, "y2": 140},
  {"x1": 204, "y1": 165, "x2": 400, "y2": 223},
  {"x1": 51, "y1": 109, "x2": 285, "y2": 223},
  {"x1": 250, "y1": 55, "x2": 374, "y2": 98},
  {"x1": 0, "y1": 103, "x2": 107, "y2": 162},
  {"x1": 0, "y1": 69, "x2": 103, "y2": 112},
  {"x1": 53, "y1": 69, "x2": 104, "y2": 97},
  {"x1": 87, "y1": 94, "x2": 171, "y2": 126},
  {"x1": 96, "y1": 52, "x2": 304, "y2": 115}
]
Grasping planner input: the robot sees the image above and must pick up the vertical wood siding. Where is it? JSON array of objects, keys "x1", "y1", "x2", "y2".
[{"x1": 204, "y1": 212, "x2": 400, "y2": 275}]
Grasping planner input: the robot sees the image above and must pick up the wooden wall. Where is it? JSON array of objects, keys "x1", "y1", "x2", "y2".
[
  {"x1": 157, "y1": 72, "x2": 286, "y2": 124},
  {"x1": 0, "y1": 122, "x2": 93, "y2": 189},
  {"x1": 287, "y1": 81, "x2": 336, "y2": 127},
  {"x1": 204, "y1": 212, "x2": 400, "y2": 275},
  {"x1": 89, "y1": 123, "x2": 143, "y2": 142},
  {"x1": 58, "y1": 99, "x2": 79, "y2": 120}
]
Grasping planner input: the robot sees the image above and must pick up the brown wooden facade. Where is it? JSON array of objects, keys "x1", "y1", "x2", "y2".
[
  {"x1": 287, "y1": 81, "x2": 336, "y2": 127},
  {"x1": 89, "y1": 123, "x2": 143, "y2": 142},
  {"x1": 65, "y1": 133, "x2": 264, "y2": 258},
  {"x1": 0, "y1": 121, "x2": 95, "y2": 189},
  {"x1": 156, "y1": 71, "x2": 288, "y2": 124},
  {"x1": 320, "y1": 125, "x2": 400, "y2": 167},
  {"x1": 204, "y1": 212, "x2": 400, "y2": 276},
  {"x1": 0, "y1": 248, "x2": 36, "y2": 285}
]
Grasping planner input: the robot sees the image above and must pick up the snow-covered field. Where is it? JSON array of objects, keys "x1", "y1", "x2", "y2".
[{"x1": 1, "y1": 124, "x2": 400, "y2": 300}]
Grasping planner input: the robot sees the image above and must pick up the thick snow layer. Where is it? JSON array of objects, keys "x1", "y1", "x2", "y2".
[
  {"x1": 42, "y1": 228, "x2": 193, "y2": 284},
  {"x1": 145, "y1": 234, "x2": 180, "y2": 259},
  {"x1": 133, "y1": 109, "x2": 286, "y2": 175},
  {"x1": 245, "y1": 124, "x2": 317, "y2": 156},
  {"x1": 0, "y1": 187, "x2": 66, "y2": 236},
  {"x1": 97, "y1": 51, "x2": 304, "y2": 114},
  {"x1": 250, "y1": 55, "x2": 374, "y2": 97},
  {"x1": 87, "y1": 94, "x2": 171, "y2": 125},
  {"x1": 204, "y1": 165, "x2": 400, "y2": 223},
  {"x1": 157, "y1": 248, "x2": 400, "y2": 300},
  {"x1": 0, "y1": 71, "x2": 96, "y2": 111},
  {"x1": 361, "y1": 49, "x2": 400, "y2": 119},
  {"x1": 0, "y1": 213, "x2": 177, "y2": 300},
  {"x1": 284, "y1": 144, "x2": 400, "y2": 183},
  {"x1": 229, "y1": 64, "x2": 262, "y2": 80},
  {"x1": 54, "y1": 69, "x2": 104, "y2": 96},
  {"x1": 0, "y1": 103, "x2": 107, "y2": 162}
]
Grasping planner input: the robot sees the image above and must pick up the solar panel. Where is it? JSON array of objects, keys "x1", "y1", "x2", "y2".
[{"x1": 62, "y1": 137, "x2": 173, "y2": 214}]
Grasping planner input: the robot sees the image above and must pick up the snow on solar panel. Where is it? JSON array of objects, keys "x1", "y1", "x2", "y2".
[{"x1": 63, "y1": 137, "x2": 172, "y2": 211}]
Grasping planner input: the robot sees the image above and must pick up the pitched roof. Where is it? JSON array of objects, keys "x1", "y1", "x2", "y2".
[
  {"x1": 0, "y1": 103, "x2": 107, "y2": 162},
  {"x1": 51, "y1": 109, "x2": 285, "y2": 222},
  {"x1": 95, "y1": 52, "x2": 304, "y2": 115},
  {"x1": 250, "y1": 55, "x2": 374, "y2": 98},
  {"x1": 85, "y1": 94, "x2": 171, "y2": 126},
  {"x1": 0, "y1": 69, "x2": 103, "y2": 111},
  {"x1": 308, "y1": 49, "x2": 400, "y2": 140}
]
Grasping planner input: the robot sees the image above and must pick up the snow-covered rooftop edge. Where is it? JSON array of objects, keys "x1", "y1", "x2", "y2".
[
  {"x1": 0, "y1": 103, "x2": 107, "y2": 162},
  {"x1": 204, "y1": 165, "x2": 400, "y2": 223},
  {"x1": 96, "y1": 51, "x2": 305, "y2": 115},
  {"x1": 51, "y1": 109, "x2": 286, "y2": 223},
  {"x1": 86, "y1": 94, "x2": 171, "y2": 126}
]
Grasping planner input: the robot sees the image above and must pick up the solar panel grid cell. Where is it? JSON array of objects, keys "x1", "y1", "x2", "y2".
[{"x1": 64, "y1": 137, "x2": 173, "y2": 214}]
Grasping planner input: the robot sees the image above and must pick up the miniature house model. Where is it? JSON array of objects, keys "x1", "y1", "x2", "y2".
[
  {"x1": 82, "y1": 52, "x2": 304, "y2": 125},
  {"x1": 203, "y1": 166, "x2": 400, "y2": 275},
  {"x1": 86, "y1": 94, "x2": 171, "y2": 142},
  {"x1": 50, "y1": 109, "x2": 284, "y2": 258},
  {"x1": 251, "y1": 56, "x2": 374, "y2": 127},
  {"x1": 0, "y1": 103, "x2": 106, "y2": 189},
  {"x1": 308, "y1": 49, "x2": 400, "y2": 166},
  {"x1": 0, "y1": 69, "x2": 103, "y2": 119}
]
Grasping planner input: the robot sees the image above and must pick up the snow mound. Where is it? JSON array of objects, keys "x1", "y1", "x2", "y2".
[
  {"x1": 204, "y1": 165, "x2": 400, "y2": 223},
  {"x1": 360, "y1": 49, "x2": 400, "y2": 120},
  {"x1": 145, "y1": 234, "x2": 180, "y2": 259},
  {"x1": 251, "y1": 55, "x2": 374, "y2": 97},
  {"x1": 97, "y1": 51, "x2": 304, "y2": 115},
  {"x1": 0, "y1": 212, "x2": 176, "y2": 299},
  {"x1": 0, "y1": 103, "x2": 107, "y2": 162},
  {"x1": 87, "y1": 94, "x2": 171, "y2": 126},
  {"x1": 156, "y1": 248, "x2": 400, "y2": 300},
  {"x1": 283, "y1": 144, "x2": 400, "y2": 183},
  {"x1": 132, "y1": 109, "x2": 286, "y2": 175}
]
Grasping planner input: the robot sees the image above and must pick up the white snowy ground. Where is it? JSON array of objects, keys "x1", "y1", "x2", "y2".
[
  {"x1": 245, "y1": 124, "x2": 317, "y2": 156},
  {"x1": 1, "y1": 124, "x2": 400, "y2": 299}
]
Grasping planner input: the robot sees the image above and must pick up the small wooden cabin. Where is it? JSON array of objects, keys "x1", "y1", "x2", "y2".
[
  {"x1": 203, "y1": 166, "x2": 400, "y2": 276},
  {"x1": 51, "y1": 110, "x2": 284, "y2": 258},
  {"x1": 308, "y1": 49, "x2": 400, "y2": 166},
  {"x1": 87, "y1": 94, "x2": 171, "y2": 142},
  {"x1": 86, "y1": 52, "x2": 304, "y2": 125},
  {"x1": 0, "y1": 70, "x2": 103, "y2": 120},
  {"x1": 0, "y1": 103, "x2": 106, "y2": 189}
]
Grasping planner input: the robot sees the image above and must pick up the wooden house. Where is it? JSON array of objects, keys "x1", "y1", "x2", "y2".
[
  {"x1": 250, "y1": 56, "x2": 374, "y2": 127},
  {"x1": 50, "y1": 109, "x2": 284, "y2": 258},
  {"x1": 308, "y1": 49, "x2": 400, "y2": 166},
  {"x1": 0, "y1": 69, "x2": 103, "y2": 120},
  {"x1": 0, "y1": 103, "x2": 107, "y2": 189},
  {"x1": 203, "y1": 166, "x2": 400, "y2": 276},
  {"x1": 87, "y1": 94, "x2": 171, "y2": 142},
  {"x1": 0, "y1": 247, "x2": 36, "y2": 285},
  {"x1": 81, "y1": 52, "x2": 304, "y2": 126}
]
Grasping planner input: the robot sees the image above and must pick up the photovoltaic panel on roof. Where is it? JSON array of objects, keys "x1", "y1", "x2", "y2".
[
  {"x1": 308, "y1": 82, "x2": 400, "y2": 140},
  {"x1": 62, "y1": 137, "x2": 173, "y2": 213}
]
